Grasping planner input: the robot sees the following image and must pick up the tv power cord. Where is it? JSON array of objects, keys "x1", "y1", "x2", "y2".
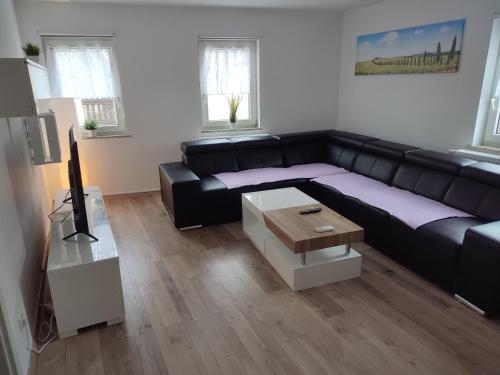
[
  {"x1": 48, "y1": 189, "x2": 72, "y2": 224},
  {"x1": 20, "y1": 303, "x2": 57, "y2": 355}
]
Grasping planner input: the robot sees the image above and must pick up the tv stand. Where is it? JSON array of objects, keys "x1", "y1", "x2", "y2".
[
  {"x1": 62, "y1": 231, "x2": 98, "y2": 241},
  {"x1": 47, "y1": 186, "x2": 124, "y2": 338},
  {"x1": 62, "y1": 192, "x2": 89, "y2": 204}
]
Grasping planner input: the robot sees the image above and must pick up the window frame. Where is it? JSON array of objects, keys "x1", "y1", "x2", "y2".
[
  {"x1": 198, "y1": 38, "x2": 260, "y2": 131},
  {"x1": 474, "y1": 18, "x2": 500, "y2": 148},
  {"x1": 42, "y1": 36, "x2": 127, "y2": 138}
]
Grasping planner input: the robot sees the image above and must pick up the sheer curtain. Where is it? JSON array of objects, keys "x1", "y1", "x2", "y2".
[
  {"x1": 201, "y1": 43, "x2": 251, "y2": 96},
  {"x1": 200, "y1": 40, "x2": 255, "y2": 123},
  {"x1": 44, "y1": 37, "x2": 127, "y2": 135},
  {"x1": 495, "y1": 77, "x2": 500, "y2": 134},
  {"x1": 45, "y1": 39, "x2": 117, "y2": 99}
]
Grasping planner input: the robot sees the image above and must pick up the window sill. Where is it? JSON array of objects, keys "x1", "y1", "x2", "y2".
[
  {"x1": 81, "y1": 134, "x2": 131, "y2": 140},
  {"x1": 469, "y1": 145, "x2": 500, "y2": 156},
  {"x1": 200, "y1": 127, "x2": 265, "y2": 137},
  {"x1": 450, "y1": 146, "x2": 500, "y2": 165}
]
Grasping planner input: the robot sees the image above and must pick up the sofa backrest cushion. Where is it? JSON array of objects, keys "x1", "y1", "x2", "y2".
[
  {"x1": 181, "y1": 138, "x2": 234, "y2": 155},
  {"x1": 182, "y1": 152, "x2": 238, "y2": 176},
  {"x1": 181, "y1": 138, "x2": 238, "y2": 175},
  {"x1": 278, "y1": 131, "x2": 329, "y2": 167},
  {"x1": 413, "y1": 170, "x2": 453, "y2": 201},
  {"x1": 443, "y1": 177, "x2": 490, "y2": 215},
  {"x1": 281, "y1": 143, "x2": 326, "y2": 166},
  {"x1": 363, "y1": 140, "x2": 420, "y2": 160},
  {"x1": 393, "y1": 163, "x2": 453, "y2": 202},
  {"x1": 277, "y1": 130, "x2": 330, "y2": 145},
  {"x1": 476, "y1": 188, "x2": 500, "y2": 221},
  {"x1": 392, "y1": 164, "x2": 421, "y2": 192},
  {"x1": 326, "y1": 143, "x2": 359, "y2": 170},
  {"x1": 236, "y1": 148, "x2": 282, "y2": 170},
  {"x1": 352, "y1": 153, "x2": 399, "y2": 184},
  {"x1": 370, "y1": 158, "x2": 400, "y2": 183},
  {"x1": 460, "y1": 162, "x2": 500, "y2": 188},
  {"x1": 405, "y1": 149, "x2": 476, "y2": 174},
  {"x1": 231, "y1": 135, "x2": 283, "y2": 170},
  {"x1": 328, "y1": 130, "x2": 379, "y2": 148}
]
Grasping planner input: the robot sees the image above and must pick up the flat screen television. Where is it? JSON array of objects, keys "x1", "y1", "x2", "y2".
[{"x1": 63, "y1": 128, "x2": 98, "y2": 241}]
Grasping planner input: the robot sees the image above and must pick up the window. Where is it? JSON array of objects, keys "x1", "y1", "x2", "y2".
[
  {"x1": 475, "y1": 19, "x2": 500, "y2": 147},
  {"x1": 44, "y1": 36, "x2": 126, "y2": 137},
  {"x1": 199, "y1": 39, "x2": 259, "y2": 130}
]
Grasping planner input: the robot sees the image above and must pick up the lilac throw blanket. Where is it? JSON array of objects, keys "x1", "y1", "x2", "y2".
[
  {"x1": 213, "y1": 163, "x2": 348, "y2": 189},
  {"x1": 313, "y1": 173, "x2": 472, "y2": 229}
]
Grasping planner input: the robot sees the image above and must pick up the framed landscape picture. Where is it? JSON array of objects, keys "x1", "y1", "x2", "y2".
[{"x1": 355, "y1": 19, "x2": 465, "y2": 75}]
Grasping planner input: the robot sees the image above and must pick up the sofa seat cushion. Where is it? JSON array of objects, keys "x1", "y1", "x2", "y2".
[
  {"x1": 312, "y1": 173, "x2": 473, "y2": 229},
  {"x1": 213, "y1": 163, "x2": 347, "y2": 189}
]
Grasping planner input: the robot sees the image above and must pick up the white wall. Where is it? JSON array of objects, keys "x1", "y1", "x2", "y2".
[
  {"x1": 337, "y1": 0, "x2": 500, "y2": 152},
  {"x1": 16, "y1": 3, "x2": 342, "y2": 194},
  {"x1": 0, "y1": 0, "x2": 50, "y2": 373}
]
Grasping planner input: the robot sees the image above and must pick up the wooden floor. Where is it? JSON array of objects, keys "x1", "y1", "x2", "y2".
[{"x1": 33, "y1": 192, "x2": 500, "y2": 375}]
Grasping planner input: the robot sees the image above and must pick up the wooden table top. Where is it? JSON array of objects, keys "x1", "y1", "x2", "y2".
[{"x1": 263, "y1": 203, "x2": 364, "y2": 253}]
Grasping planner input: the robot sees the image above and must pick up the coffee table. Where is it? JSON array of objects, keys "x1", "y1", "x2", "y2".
[{"x1": 242, "y1": 187, "x2": 364, "y2": 291}]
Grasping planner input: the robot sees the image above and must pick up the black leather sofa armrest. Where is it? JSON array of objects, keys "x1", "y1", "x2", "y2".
[
  {"x1": 159, "y1": 162, "x2": 201, "y2": 229},
  {"x1": 456, "y1": 221, "x2": 500, "y2": 315}
]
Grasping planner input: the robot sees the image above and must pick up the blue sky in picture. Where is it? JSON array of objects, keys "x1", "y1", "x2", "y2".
[{"x1": 356, "y1": 19, "x2": 465, "y2": 62}]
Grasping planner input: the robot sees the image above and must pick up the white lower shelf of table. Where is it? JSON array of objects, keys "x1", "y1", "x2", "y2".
[
  {"x1": 263, "y1": 234, "x2": 362, "y2": 291},
  {"x1": 242, "y1": 188, "x2": 362, "y2": 291}
]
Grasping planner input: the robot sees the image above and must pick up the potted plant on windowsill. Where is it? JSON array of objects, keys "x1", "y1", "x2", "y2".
[
  {"x1": 228, "y1": 94, "x2": 243, "y2": 129},
  {"x1": 22, "y1": 42, "x2": 41, "y2": 64},
  {"x1": 83, "y1": 120, "x2": 98, "y2": 138}
]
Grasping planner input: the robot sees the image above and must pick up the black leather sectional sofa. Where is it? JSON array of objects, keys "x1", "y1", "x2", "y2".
[{"x1": 159, "y1": 130, "x2": 500, "y2": 315}]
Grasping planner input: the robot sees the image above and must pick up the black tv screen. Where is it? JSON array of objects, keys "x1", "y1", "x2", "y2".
[{"x1": 63, "y1": 128, "x2": 97, "y2": 241}]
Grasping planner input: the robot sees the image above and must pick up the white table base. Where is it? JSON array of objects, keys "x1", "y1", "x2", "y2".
[{"x1": 242, "y1": 188, "x2": 362, "y2": 291}]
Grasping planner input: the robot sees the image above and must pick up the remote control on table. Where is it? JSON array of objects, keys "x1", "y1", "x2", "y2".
[
  {"x1": 315, "y1": 225, "x2": 335, "y2": 233},
  {"x1": 299, "y1": 207, "x2": 322, "y2": 215}
]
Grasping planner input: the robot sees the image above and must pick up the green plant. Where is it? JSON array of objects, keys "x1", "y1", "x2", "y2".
[
  {"x1": 83, "y1": 119, "x2": 98, "y2": 130},
  {"x1": 22, "y1": 42, "x2": 40, "y2": 56},
  {"x1": 227, "y1": 94, "x2": 243, "y2": 124}
]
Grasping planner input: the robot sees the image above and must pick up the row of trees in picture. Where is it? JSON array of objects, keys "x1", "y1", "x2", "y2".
[{"x1": 373, "y1": 36, "x2": 459, "y2": 68}]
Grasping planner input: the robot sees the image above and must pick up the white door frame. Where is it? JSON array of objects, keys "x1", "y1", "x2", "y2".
[{"x1": 0, "y1": 301, "x2": 18, "y2": 375}]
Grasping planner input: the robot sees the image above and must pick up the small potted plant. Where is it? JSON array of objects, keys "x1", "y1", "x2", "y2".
[
  {"x1": 22, "y1": 42, "x2": 41, "y2": 64},
  {"x1": 83, "y1": 119, "x2": 98, "y2": 138},
  {"x1": 227, "y1": 94, "x2": 243, "y2": 128}
]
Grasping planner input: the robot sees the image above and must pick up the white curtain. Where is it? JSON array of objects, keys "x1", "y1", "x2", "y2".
[
  {"x1": 495, "y1": 76, "x2": 500, "y2": 103},
  {"x1": 201, "y1": 42, "x2": 251, "y2": 96},
  {"x1": 495, "y1": 77, "x2": 500, "y2": 132},
  {"x1": 46, "y1": 39, "x2": 116, "y2": 99}
]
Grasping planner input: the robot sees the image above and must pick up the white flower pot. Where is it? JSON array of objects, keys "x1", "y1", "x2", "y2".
[
  {"x1": 28, "y1": 55, "x2": 39, "y2": 64},
  {"x1": 86, "y1": 129, "x2": 97, "y2": 138}
]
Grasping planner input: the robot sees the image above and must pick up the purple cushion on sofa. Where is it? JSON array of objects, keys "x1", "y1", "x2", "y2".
[
  {"x1": 213, "y1": 163, "x2": 348, "y2": 189},
  {"x1": 313, "y1": 173, "x2": 472, "y2": 229}
]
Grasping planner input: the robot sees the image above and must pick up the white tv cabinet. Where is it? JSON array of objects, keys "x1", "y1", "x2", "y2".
[{"x1": 47, "y1": 186, "x2": 125, "y2": 338}]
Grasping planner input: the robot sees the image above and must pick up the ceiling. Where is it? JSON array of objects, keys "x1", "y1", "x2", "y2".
[{"x1": 16, "y1": 0, "x2": 388, "y2": 11}]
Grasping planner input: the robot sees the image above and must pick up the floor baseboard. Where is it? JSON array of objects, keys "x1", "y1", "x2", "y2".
[{"x1": 103, "y1": 190, "x2": 160, "y2": 200}]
